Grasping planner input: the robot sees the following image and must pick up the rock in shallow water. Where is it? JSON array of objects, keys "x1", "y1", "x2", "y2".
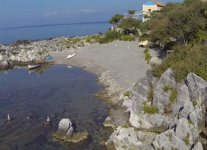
[
  {"x1": 53, "y1": 118, "x2": 88, "y2": 144},
  {"x1": 0, "y1": 60, "x2": 10, "y2": 69},
  {"x1": 58, "y1": 118, "x2": 72, "y2": 132}
]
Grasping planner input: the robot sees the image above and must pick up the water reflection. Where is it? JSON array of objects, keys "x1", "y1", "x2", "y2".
[{"x1": 0, "y1": 65, "x2": 110, "y2": 150}]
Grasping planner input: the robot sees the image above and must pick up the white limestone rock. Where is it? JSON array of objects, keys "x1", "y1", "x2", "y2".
[
  {"x1": 153, "y1": 68, "x2": 176, "y2": 112},
  {"x1": 58, "y1": 118, "x2": 72, "y2": 132},
  {"x1": 107, "y1": 127, "x2": 142, "y2": 150}
]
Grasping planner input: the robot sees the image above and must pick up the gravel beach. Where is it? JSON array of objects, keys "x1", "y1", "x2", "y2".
[{"x1": 50, "y1": 41, "x2": 151, "y2": 91}]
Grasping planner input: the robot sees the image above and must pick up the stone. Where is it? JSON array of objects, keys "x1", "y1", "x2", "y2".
[
  {"x1": 0, "y1": 60, "x2": 10, "y2": 69},
  {"x1": 66, "y1": 126, "x2": 74, "y2": 137},
  {"x1": 173, "y1": 84, "x2": 192, "y2": 118},
  {"x1": 107, "y1": 127, "x2": 142, "y2": 150},
  {"x1": 152, "y1": 130, "x2": 190, "y2": 150},
  {"x1": 186, "y1": 73, "x2": 207, "y2": 103},
  {"x1": 153, "y1": 68, "x2": 176, "y2": 112},
  {"x1": 175, "y1": 118, "x2": 199, "y2": 145},
  {"x1": 192, "y1": 142, "x2": 203, "y2": 150},
  {"x1": 186, "y1": 73, "x2": 207, "y2": 131},
  {"x1": 58, "y1": 118, "x2": 72, "y2": 132}
]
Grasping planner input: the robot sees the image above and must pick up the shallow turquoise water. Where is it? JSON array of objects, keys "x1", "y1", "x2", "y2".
[{"x1": 0, "y1": 65, "x2": 110, "y2": 150}]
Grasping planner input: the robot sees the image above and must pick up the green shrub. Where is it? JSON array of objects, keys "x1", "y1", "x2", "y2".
[
  {"x1": 147, "y1": 85, "x2": 154, "y2": 103},
  {"x1": 183, "y1": 133, "x2": 190, "y2": 145},
  {"x1": 143, "y1": 105, "x2": 159, "y2": 114},
  {"x1": 85, "y1": 35, "x2": 101, "y2": 43},
  {"x1": 124, "y1": 91, "x2": 132, "y2": 98},
  {"x1": 120, "y1": 35, "x2": 135, "y2": 41},
  {"x1": 99, "y1": 31, "x2": 122, "y2": 44},
  {"x1": 163, "y1": 85, "x2": 171, "y2": 92},
  {"x1": 144, "y1": 49, "x2": 152, "y2": 64},
  {"x1": 153, "y1": 44, "x2": 207, "y2": 81},
  {"x1": 170, "y1": 89, "x2": 177, "y2": 104},
  {"x1": 192, "y1": 101, "x2": 198, "y2": 107}
]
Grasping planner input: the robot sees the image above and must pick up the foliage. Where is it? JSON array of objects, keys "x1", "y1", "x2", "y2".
[
  {"x1": 146, "y1": 1, "x2": 207, "y2": 47},
  {"x1": 192, "y1": 101, "x2": 198, "y2": 107},
  {"x1": 143, "y1": 105, "x2": 159, "y2": 114},
  {"x1": 119, "y1": 18, "x2": 141, "y2": 35},
  {"x1": 124, "y1": 91, "x2": 132, "y2": 98},
  {"x1": 120, "y1": 35, "x2": 135, "y2": 41},
  {"x1": 153, "y1": 44, "x2": 207, "y2": 81},
  {"x1": 163, "y1": 85, "x2": 171, "y2": 92},
  {"x1": 85, "y1": 35, "x2": 101, "y2": 43},
  {"x1": 147, "y1": 84, "x2": 154, "y2": 103},
  {"x1": 183, "y1": 133, "x2": 190, "y2": 145},
  {"x1": 144, "y1": 49, "x2": 152, "y2": 64},
  {"x1": 99, "y1": 31, "x2": 123, "y2": 44},
  {"x1": 169, "y1": 88, "x2": 177, "y2": 104},
  {"x1": 109, "y1": 14, "x2": 124, "y2": 25},
  {"x1": 128, "y1": 10, "x2": 136, "y2": 15}
]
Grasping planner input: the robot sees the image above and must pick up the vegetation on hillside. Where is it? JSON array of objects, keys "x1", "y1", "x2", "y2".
[{"x1": 141, "y1": 0, "x2": 207, "y2": 81}]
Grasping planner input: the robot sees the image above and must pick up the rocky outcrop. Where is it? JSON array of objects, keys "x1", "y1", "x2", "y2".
[
  {"x1": 53, "y1": 118, "x2": 88, "y2": 144},
  {"x1": 0, "y1": 36, "x2": 89, "y2": 68},
  {"x1": 107, "y1": 127, "x2": 142, "y2": 150},
  {"x1": 107, "y1": 69, "x2": 207, "y2": 150}
]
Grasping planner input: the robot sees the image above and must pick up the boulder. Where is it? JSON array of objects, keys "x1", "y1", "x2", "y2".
[
  {"x1": 175, "y1": 118, "x2": 199, "y2": 145},
  {"x1": 186, "y1": 73, "x2": 207, "y2": 103},
  {"x1": 173, "y1": 84, "x2": 194, "y2": 120},
  {"x1": 0, "y1": 60, "x2": 10, "y2": 69},
  {"x1": 58, "y1": 118, "x2": 72, "y2": 132},
  {"x1": 107, "y1": 127, "x2": 142, "y2": 150},
  {"x1": 152, "y1": 130, "x2": 190, "y2": 150},
  {"x1": 186, "y1": 73, "x2": 207, "y2": 131},
  {"x1": 153, "y1": 68, "x2": 176, "y2": 112}
]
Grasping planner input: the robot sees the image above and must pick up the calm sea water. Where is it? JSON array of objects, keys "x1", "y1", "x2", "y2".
[
  {"x1": 0, "y1": 22, "x2": 110, "y2": 44},
  {"x1": 0, "y1": 65, "x2": 110, "y2": 150}
]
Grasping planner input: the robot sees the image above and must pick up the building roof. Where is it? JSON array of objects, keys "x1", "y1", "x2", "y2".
[
  {"x1": 144, "y1": 1, "x2": 156, "y2": 6},
  {"x1": 152, "y1": 0, "x2": 165, "y2": 7},
  {"x1": 143, "y1": 0, "x2": 165, "y2": 7}
]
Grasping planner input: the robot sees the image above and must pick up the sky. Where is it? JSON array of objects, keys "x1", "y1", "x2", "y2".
[{"x1": 0, "y1": 0, "x2": 183, "y2": 28}]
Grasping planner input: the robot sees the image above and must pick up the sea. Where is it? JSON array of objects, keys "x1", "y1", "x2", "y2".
[
  {"x1": 0, "y1": 22, "x2": 111, "y2": 150},
  {"x1": 0, "y1": 21, "x2": 110, "y2": 44}
]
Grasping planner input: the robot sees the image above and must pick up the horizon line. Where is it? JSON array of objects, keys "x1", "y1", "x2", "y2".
[{"x1": 0, "y1": 21, "x2": 109, "y2": 31}]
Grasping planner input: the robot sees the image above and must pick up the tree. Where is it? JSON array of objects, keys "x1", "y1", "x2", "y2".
[
  {"x1": 109, "y1": 14, "x2": 124, "y2": 27},
  {"x1": 128, "y1": 10, "x2": 136, "y2": 15},
  {"x1": 119, "y1": 18, "x2": 141, "y2": 35}
]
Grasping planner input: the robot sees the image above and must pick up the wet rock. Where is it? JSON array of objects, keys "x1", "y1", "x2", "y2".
[
  {"x1": 53, "y1": 118, "x2": 88, "y2": 144},
  {"x1": 58, "y1": 118, "x2": 72, "y2": 132},
  {"x1": 0, "y1": 60, "x2": 10, "y2": 69}
]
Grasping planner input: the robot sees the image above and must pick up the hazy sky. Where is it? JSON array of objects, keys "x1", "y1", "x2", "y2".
[{"x1": 0, "y1": 0, "x2": 182, "y2": 27}]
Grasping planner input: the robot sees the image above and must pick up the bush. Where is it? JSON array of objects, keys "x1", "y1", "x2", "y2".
[
  {"x1": 143, "y1": 105, "x2": 159, "y2": 114},
  {"x1": 163, "y1": 85, "x2": 171, "y2": 92},
  {"x1": 124, "y1": 91, "x2": 132, "y2": 98},
  {"x1": 170, "y1": 89, "x2": 177, "y2": 104},
  {"x1": 85, "y1": 35, "x2": 101, "y2": 43},
  {"x1": 153, "y1": 44, "x2": 207, "y2": 81},
  {"x1": 120, "y1": 35, "x2": 135, "y2": 41},
  {"x1": 147, "y1": 85, "x2": 154, "y2": 103},
  {"x1": 144, "y1": 49, "x2": 152, "y2": 64},
  {"x1": 99, "y1": 31, "x2": 122, "y2": 44}
]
